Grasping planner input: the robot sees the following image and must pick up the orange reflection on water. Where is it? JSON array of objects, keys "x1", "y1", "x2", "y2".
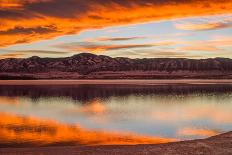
[
  {"x1": 177, "y1": 127, "x2": 219, "y2": 137},
  {"x1": 0, "y1": 96, "x2": 19, "y2": 105},
  {"x1": 151, "y1": 102, "x2": 232, "y2": 124},
  {"x1": 80, "y1": 99, "x2": 106, "y2": 114},
  {"x1": 0, "y1": 113, "x2": 175, "y2": 146}
]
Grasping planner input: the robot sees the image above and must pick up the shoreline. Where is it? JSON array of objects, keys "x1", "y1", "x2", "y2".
[
  {"x1": 1, "y1": 131, "x2": 232, "y2": 155},
  {"x1": 1, "y1": 79, "x2": 232, "y2": 85}
]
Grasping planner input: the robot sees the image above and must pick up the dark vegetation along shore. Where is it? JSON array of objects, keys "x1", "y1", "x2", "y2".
[
  {"x1": 1, "y1": 83, "x2": 232, "y2": 102},
  {"x1": 1, "y1": 131, "x2": 232, "y2": 155},
  {"x1": 1, "y1": 53, "x2": 232, "y2": 79}
]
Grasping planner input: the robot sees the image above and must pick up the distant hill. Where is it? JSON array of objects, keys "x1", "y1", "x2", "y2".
[{"x1": 1, "y1": 53, "x2": 232, "y2": 79}]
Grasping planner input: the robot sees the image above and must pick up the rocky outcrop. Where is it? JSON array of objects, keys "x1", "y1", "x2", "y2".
[{"x1": 1, "y1": 53, "x2": 232, "y2": 79}]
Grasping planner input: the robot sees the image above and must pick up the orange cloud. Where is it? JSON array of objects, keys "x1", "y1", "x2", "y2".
[
  {"x1": 0, "y1": 0, "x2": 22, "y2": 9},
  {"x1": 180, "y1": 45, "x2": 221, "y2": 52},
  {"x1": 176, "y1": 37, "x2": 232, "y2": 53},
  {"x1": 108, "y1": 49, "x2": 203, "y2": 59},
  {"x1": 0, "y1": 52, "x2": 25, "y2": 59},
  {"x1": 0, "y1": 0, "x2": 232, "y2": 47},
  {"x1": 56, "y1": 41, "x2": 175, "y2": 53},
  {"x1": 206, "y1": 38, "x2": 232, "y2": 47},
  {"x1": 68, "y1": 44, "x2": 154, "y2": 53},
  {"x1": 0, "y1": 112, "x2": 175, "y2": 146},
  {"x1": 175, "y1": 22, "x2": 232, "y2": 31},
  {"x1": 174, "y1": 14, "x2": 232, "y2": 31},
  {"x1": 0, "y1": 50, "x2": 69, "y2": 59}
]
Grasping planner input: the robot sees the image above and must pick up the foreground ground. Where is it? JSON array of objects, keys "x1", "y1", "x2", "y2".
[{"x1": 1, "y1": 131, "x2": 232, "y2": 155}]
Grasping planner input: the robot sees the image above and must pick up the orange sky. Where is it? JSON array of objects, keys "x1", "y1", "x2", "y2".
[{"x1": 0, "y1": 0, "x2": 232, "y2": 47}]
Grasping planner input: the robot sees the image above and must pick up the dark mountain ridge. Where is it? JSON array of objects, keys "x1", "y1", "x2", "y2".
[{"x1": 1, "y1": 53, "x2": 232, "y2": 79}]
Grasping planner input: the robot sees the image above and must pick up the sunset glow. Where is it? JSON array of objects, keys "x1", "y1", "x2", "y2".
[
  {"x1": 1, "y1": 2, "x2": 232, "y2": 153},
  {"x1": 0, "y1": 0, "x2": 231, "y2": 58}
]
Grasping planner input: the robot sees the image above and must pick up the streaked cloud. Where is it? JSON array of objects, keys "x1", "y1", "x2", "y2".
[
  {"x1": 174, "y1": 14, "x2": 232, "y2": 31},
  {"x1": 56, "y1": 41, "x2": 174, "y2": 53},
  {"x1": 19, "y1": 50, "x2": 68, "y2": 55},
  {"x1": 0, "y1": 0, "x2": 232, "y2": 47},
  {"x1": 205, "y1": 38, "x2": 232, "y2": 47},
  {"x1": 180, "y1": 45, "x2": 221, "y2": 52},
  {"x1": 62, "y1": 43, "x2": 154, "y2": 53},
  {"x1": 109, "y1": 49, "x2": 202, "y2": 59},
  {"x1": 178, "y1": 36, "x2": 232, "y2": 53},
  {"x1": 0, "y1": 50, "x2": 68, "y2": 59},
  {"x1": 0, "y1": 52, "x2": 25, "y2": 59},
  {"x1": 0, "y1": 25, "x2": 57, "y2": 35},
  {"x1": 94, "y1": 37, "x2": 144, "y2": 42},
  {"x1": 175, "y1": 22, "x2": 232, "y2": 31}
]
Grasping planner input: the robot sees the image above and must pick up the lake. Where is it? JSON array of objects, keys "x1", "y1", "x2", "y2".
[{"x1": 1, "y1": 81, "x2": 232, "y2": 146}]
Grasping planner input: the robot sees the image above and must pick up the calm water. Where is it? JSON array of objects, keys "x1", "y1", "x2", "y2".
[{"x1": 1, "y1": 83, "x2": 232, "y2": 146}]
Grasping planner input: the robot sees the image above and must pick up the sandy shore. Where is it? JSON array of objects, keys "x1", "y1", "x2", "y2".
[
  {"x1": 1, "y1": 79, "x2": 232, "y2": 85},
  {"x1": 1, "y1": 131, "x2": 232, "y2": 155}
]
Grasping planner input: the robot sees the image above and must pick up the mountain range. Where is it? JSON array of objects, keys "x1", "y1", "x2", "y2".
[{"x1": 1, "y1": 53, "x2": 232, "y2": 79}]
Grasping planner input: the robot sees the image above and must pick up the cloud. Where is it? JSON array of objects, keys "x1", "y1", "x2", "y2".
[
  {"x1": 61, "y1": 43, "x2": 154, "y2": 53},
  {"x1": 109, "y1": 49, "x2": 202, "y2": 59},
  {"x1": 0, "y1": 52, "x2": 26, "y2": 59},
  {"x1": 178, "y1": 37, "x2": 232, "y2": 53},
  {"x1": 83, "y1": 36, "x2": 144, "y2": 43},
  {"x1": 0, "y1": 50, "x2": 68, "y2": 59},
  {"x1": 175, "y1": 22, "x2": 232, "y2": 31},
  {"x1": 0, "y1": 25, "x2": 58, "y2": 35},
  {"x1": 0, "y1": 0, "x2": 232, "y2": 47},
  {"x1": 206, "y1": 38, "x2": 232, "y2": 47},
  {"x1": 56, "y1": 41, "x2": 175, "y2": 53},
  {"x1": 94, "y1": 37, "x2": 143, "y2": 42},
  {"x1": 174, "y1": 14, "x2": 232, "y2": 31},
  {"x1": 0, "y1": 0, "x2": 23, "y2": 9},
  {"x1": 20, "y1": 50, "x2": 68, "y2": 55},
  {"x1": 180, "y1": 45, "x2": 221, "y2": 52}
]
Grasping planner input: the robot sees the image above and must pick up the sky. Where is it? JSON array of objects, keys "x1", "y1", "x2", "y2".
[{"x1": 0, "y1": 0, "x2": 232, "y2": 59}]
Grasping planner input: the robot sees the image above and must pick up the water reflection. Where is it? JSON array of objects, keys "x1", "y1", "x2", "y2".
[
  {"x1": 0, "y1": 96, "x2": 19, "y2": 105},
  {"x1": 0, "y1": 84, "x2": 232, "y2": 146},
  {"x1": 177, "y1": 127, "x2": 218, "y2": 137},
  {"x1": 0, "y1": 113, "x2": 172, "y2": 147},
  {"x1": 0, "y1": 84, "x2": 231, "y2": 102}
]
